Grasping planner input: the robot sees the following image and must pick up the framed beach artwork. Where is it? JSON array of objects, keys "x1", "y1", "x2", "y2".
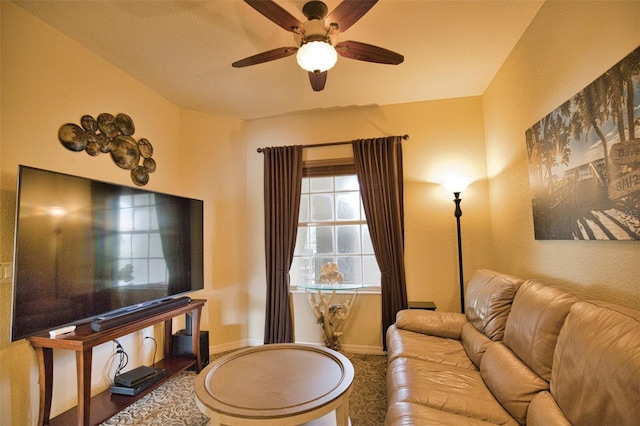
[{"x1": 525, "y1": 46, "x2": 640, "y2": 240}]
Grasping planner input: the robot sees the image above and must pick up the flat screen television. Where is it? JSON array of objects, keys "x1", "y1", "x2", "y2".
[{"x1": 10, "y1": 165, "x2": 204, "y2": 341}]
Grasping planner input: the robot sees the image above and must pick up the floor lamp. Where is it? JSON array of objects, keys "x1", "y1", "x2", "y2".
[{"x1": 441, "y1": 177, "x2": 473, "y2": 314}]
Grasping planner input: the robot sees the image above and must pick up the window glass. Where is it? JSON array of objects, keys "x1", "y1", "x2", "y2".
[
  {"x1": 336, "y1": 225, "x2": 360, "y2": 254},
  {"x1": 311, "y1": 193, "x2": 334, "y2": 221},
  {"x1": 294, "y1": 227, "x2": 310, "y2": 256},
  {"x1": 310, "y1": 177, "x2": 333, "y2": 192},
  {"x1": 362, "y1": 225, "x2": 374, "y2": 254},
  {"x1": 299, "y1": 194, "x2": 309, "y2": 222},
  {"x1": 335, "y1": 175, "x2": 359, "y2": 191},
  {"x1": 292, "y1": 174, "x2": 380, "y2": 289},
  {"x1": 336, "y1": 192, "x2": 360, "y2": 220},
  {"x1": 337, "y1": 256, "x2": 362, "y2": 285},
  {"x1": 363, "y1": 255, "x2": 381, "y2": 285},
  {"x1": 314, "y1": 226, "x2": 335, "y2": 254}
]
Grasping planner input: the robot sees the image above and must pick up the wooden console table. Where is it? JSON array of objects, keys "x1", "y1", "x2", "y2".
[{"x1": 28, "y1": 298, "x2": 206, "y2": 426}]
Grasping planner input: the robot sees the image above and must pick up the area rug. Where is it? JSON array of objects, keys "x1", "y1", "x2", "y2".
[
  {"x1": 101, "y1": 370, "x2": 208, "y2": 426},
  {"x1": 102, "y1": 352, "x2": 387, "y2": 425}
]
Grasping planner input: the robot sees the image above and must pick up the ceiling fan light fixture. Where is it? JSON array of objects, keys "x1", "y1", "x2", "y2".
[{"x1": 296, "y1": 41, "x2": 338, "y2": 73}]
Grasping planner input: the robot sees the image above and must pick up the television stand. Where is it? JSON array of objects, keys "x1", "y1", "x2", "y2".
[{"x1": 28, "y1": 298, "x2": 206, "y2": 426}]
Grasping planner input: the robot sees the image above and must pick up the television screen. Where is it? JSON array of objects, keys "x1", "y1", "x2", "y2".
[{"x1": 10, "y1": 166, "x2": 204, "y2": 341}]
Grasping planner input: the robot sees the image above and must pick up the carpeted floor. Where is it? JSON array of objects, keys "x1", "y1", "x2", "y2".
[{"x1": 101, "y1": 351, "x2": 387, "y2": 425}]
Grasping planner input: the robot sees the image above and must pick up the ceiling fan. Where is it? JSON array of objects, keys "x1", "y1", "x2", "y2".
[{"x1": 232, "y1": 0, "x2": 404, "y2": 91}]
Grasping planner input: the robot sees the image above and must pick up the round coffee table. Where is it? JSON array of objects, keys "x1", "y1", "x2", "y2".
[{"x1": 195, "y1": 344, "x2": 354, "y2": 425}]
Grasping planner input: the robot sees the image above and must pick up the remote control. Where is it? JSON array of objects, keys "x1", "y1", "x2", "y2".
[{"x1": 49, "y1": 325, "x2": 76, "y2": 337}]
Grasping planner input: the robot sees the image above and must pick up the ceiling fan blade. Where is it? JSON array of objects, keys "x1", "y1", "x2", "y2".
[
  {"x1": 335, "y1": 41, "x2": 404, "y2": 65},
  {"x1": 232, "y1": 47, "x2": 298, "y2": 68},
  {"x1": 244, "y1": 0, "x2": 304, "y2": 33},
  {"x1": 325, "y1": 0, "x2": 378, "y2": 32},
  {"x1": 309, "y1": 71, "x2": 327, "y2": 91}
]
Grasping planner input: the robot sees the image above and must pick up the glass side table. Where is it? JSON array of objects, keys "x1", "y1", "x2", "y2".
[
  {"x1": 408, "y1": 301, "x2": 437, "y2": 310},
  {"x1": 296, "y1": 284, "x2": 363, "y2": 351}
]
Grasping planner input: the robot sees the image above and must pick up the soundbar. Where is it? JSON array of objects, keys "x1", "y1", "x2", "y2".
[{"x1": 91, "y1": 297, "x2": 191, "y2": 332}]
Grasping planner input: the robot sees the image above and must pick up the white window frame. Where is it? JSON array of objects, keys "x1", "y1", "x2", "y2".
[{"x1": 290, "y1": 163, "x2": 381, "y2": 292}]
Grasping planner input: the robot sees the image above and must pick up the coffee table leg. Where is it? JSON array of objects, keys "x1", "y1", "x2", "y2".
[{"x1": 335, "y1": 399, "x2": 350, "y2": 426}]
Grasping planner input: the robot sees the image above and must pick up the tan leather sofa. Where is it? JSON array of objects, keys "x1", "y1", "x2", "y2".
[{"x1": 385, "y1": 269, "x2": 640, "y2": 425}]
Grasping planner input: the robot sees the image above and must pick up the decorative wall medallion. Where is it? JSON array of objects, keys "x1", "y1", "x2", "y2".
[{"x1": 58, "y1": 113, "x2": 156, "y2": 186}]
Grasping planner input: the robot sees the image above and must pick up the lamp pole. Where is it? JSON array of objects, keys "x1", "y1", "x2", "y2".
[
  {"x1": 453, "y1": 192, "x2": 464, "y2": 313},
  {"x1": 441, "y1": 176, "x2": 472, "y2": 314}
]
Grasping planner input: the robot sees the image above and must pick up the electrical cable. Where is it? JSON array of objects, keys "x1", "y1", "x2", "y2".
[
  {"x1": 112, "y1": 339, "x2": 129, "y2": 382},
  {"x1": 144, "y1": 336, "x2": 158, "y2": 366}
]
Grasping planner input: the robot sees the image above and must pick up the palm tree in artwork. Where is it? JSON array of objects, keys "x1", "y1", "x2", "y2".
[
  {"x1": 526, "y1": 99, "x2": 574, "y2": 197},
  {"x1": 618, "y1": 48, "x2": 640, "y2": 141},
  {"x1": 571, "y1": 76, "x2": 611, "y2": 186},
  {"x1": 607, "y1": 65, "x2": 629, "y2": 144},
  {"x1": 525, "y1": 122, "x2": 544, "y2": 194},
  {"x1": 605, "y1": 48, "x2": 640, "y2": 145}
]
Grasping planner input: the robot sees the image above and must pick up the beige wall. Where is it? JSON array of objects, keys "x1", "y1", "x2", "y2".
[
  {"x1": 178, "y1": 109, "x2": 248, "y2": 349},
  {"x1": 0, "y1": 3, "x2": 244, "y2": 423},
  {"x1": 2, "y1": 1, "x2": 640, "y2": 425},
  {"x1": 483, "y1": 0, "x2": 640, "y2": 309},
  {"x1": 243, "y1": 98, "x2": 493, "y2": 350}
]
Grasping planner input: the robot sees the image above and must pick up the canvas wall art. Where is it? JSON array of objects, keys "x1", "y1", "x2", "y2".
[{"x1": 526, "y1": 46, "x2": 640, "y2": 240}]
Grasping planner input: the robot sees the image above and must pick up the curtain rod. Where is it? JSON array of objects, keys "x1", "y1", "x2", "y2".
[{"x1": 256, "y1": 134, "x2": 409, "y2": 153}]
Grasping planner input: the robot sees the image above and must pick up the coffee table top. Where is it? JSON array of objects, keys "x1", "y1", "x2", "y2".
[{"x1": 195, "y1": 344, "x2": 354, "y2": 423}]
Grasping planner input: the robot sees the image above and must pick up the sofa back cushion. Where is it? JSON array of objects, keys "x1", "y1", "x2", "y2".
[
  {"x1": 480, "y1": 342, "x2": 548, "y2": 425},
  {"x1": 503, "y1": 280, "x2": 580, "y2": 381},
  {"x1": 526, "y1": 391, "x2": 571, "y2": 426},
  {"x1": 465, "y1": 269, "x2": 523, "y2": 341},
  {"x1": 461, "y1": 322, "x2": 493, "y2": 368},
  {"x1": 551, "y1": 300, "x2": 640, "y2": 425}
]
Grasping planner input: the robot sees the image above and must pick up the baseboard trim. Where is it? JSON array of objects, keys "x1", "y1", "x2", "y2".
[
  {"x1": 209, "y1": 340, "x2": 386, "y2": 356},
  {"x1": 341, "y1": 343, "x2": 386, "y2": 355},
  {"x1": 294, "y1": 340, "x2": 386, "y2": 356},
  {"x1": 209, "y1": 339, "x2": 250, "y2": 355}
]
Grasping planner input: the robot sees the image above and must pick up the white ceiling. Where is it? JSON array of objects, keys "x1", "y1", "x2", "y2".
[{"x1": 14, "y1": 0, "x2": 544, "y2": 121}]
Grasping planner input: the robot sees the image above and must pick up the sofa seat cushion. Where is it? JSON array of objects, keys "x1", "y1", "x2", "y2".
[
  {"x1": 465, "y1": 269, "x2": 523, "y2": 341},
  {"x1": 526, "y1": 391, "x2": 571, "y2": 426},
  {"x1": 551, "y1": 300, "x2": 640, "y2": 426},
  {"x1": 386, "y1": 402, "x2": 516, "y2": 426},
  {"x1": 387, "y1": 357, "x2": 516, "y2": 425},
  {"x1": 480, "y1": 342, "x2": 549, "y2": 425},
  {"x1": 386, "y1": 325, "x2": 477, "y2": 370}
]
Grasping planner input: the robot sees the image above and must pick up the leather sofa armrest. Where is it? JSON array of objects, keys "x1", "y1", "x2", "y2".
[{"x1": 395, "y1": 309, "x2": 467, "y2": 339}]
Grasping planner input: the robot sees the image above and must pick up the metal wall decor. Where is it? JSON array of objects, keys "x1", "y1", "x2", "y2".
[
  {"x1": 58, "y1": 113, "x2": 156, "y2": 186},
  {"x1": 525, "y1": 46, "x2": 640, "y2": 240}
]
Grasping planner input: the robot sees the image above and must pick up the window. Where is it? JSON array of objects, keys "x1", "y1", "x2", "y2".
[
  {"x1": 116, "y1": 193, "x2": 168, "y2": 285},
  {"x1": 290, "y1": 174, "x2": 381, "y2": 288}
]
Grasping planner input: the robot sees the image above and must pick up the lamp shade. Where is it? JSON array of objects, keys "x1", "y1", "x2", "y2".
[
  {"x1": 296, "y1": 41, "x2": 338, "y2": 73},
  {"x1": 440, "y1": 176, "x2": 474, "y2": 193}
]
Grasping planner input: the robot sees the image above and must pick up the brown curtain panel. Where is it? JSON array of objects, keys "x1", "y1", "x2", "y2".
[
  {"x1": 263, "y1": 145, "x2": 303, "y2": 344},
  {"x1": 353, "y1": 136, "x2": 408, "y2": 350}
]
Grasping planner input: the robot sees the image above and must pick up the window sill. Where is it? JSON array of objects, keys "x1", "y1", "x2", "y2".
[{"x1": 290, "y1": 287, "x2": 381, "y2": 295}]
